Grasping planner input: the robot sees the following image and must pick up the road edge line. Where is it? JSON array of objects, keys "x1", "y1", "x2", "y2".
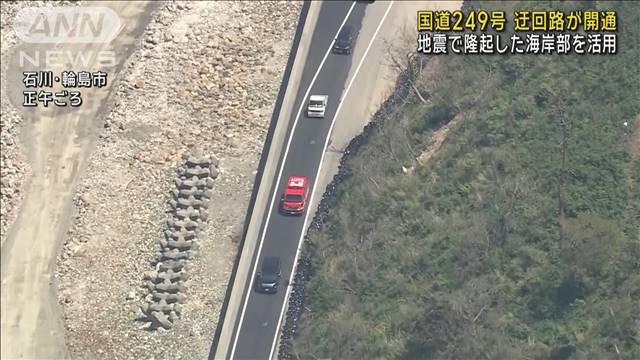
[
  {"x1": 268, "y1": 2, "x2": 396, "y2": 358},
  {"x1": 209, "y1": 2, "x2": 311, "y2": 358},
  {"x1": 228, "y1": 2, "x2": 358, "y2": 359}
]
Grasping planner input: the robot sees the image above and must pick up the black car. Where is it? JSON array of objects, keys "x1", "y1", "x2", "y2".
[
  {"x1": 333, "y1": 26, "x2": 355, "y2": 54},
  {"x1": 255, "y1": 256, "x2": 281, "y2": 294}
]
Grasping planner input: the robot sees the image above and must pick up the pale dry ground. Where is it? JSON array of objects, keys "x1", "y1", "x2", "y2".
[
  {"x1": 308, "y1": 0, "x2": 462, "y2": 225},
  {"x1": 52, "y1": 1, "x2": 302, "y2": 359},
  {"x1": 0, "y1": 2, "x2": 154, "y2": 359},
  {"x1": 414, "y1": 55, "x2": 463, "y2": 168}
]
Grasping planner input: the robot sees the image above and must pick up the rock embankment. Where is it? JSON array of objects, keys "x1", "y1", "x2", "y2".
[{"x1": 278, "y1": 62, "x2": 417, "y2": 360}]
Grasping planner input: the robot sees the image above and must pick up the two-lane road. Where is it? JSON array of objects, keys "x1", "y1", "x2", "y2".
[{"x1": 226, "y1": 1, "x2": 393, "y2": 359}]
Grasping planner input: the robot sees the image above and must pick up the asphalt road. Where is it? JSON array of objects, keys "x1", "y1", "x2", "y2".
[{"x1": 228, "y1": 1, "x2": 369, "y2": 359}]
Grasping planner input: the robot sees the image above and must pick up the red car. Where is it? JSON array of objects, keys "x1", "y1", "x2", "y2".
[{"x1": 280, "y1": 176, "x2": 309, "y2": 215}]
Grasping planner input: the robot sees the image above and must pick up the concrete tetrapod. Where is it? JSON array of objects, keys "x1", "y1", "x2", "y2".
[{"x1": 137, "y1": 153, "x2": 219, "y2": 329}]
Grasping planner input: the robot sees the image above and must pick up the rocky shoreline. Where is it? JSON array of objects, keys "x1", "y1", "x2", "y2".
[{"x1": 45, "y1": 1, "x2": 301, "y2": 359}]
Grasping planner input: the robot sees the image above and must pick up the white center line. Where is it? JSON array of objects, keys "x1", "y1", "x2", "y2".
[
  {"x1": 228, "y1": 2, "x2": 357, "y2": 359},
  {"x1": 268, "y1": 1, "x2": 395, "y2": 359}
]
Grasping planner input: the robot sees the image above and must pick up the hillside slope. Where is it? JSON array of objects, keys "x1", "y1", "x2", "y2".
[{"x1": 293, "y1": 1, "x2": 639, "y2": 359}]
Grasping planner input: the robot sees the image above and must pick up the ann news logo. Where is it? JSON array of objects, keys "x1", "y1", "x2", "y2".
[{"x1": 14, "y1": 6, "x2": 121, "y2": 44}]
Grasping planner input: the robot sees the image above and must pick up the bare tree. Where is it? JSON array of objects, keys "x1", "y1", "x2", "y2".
[{"x1": 383, "y1": 24, "x2": 428, "y2": 103}]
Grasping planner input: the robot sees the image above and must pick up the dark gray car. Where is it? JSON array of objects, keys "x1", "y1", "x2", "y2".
[
  {"x1": 255, "y1": 256, "x2": 281, "y2": 294},
  {"x1": 333, "y1": 26, "x2": 355, "y2": 54}
]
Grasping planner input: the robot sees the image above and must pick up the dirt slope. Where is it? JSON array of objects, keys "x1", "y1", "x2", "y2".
[{"x1": 0, "y1": 2, "x2": 155, "y2": 359}]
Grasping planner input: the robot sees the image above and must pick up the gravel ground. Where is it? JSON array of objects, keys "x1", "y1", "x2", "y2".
[
  {"x1": 0, "y1": 0, "x2": 79, "y2": 246},
  {"x1": 50, "y1": 1, "x2": 301, "y2": 359},
  {"x1": 0, "y1": 88, "x2": 28, "y2": 244}
]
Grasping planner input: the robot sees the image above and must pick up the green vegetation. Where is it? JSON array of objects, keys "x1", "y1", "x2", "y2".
[{"x1": 294, "y1": 1, "x2": 639, "y2": 359}]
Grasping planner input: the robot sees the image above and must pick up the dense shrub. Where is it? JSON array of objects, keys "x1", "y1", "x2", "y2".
[{"x1": 293, "y1": 1, "x2": 640, "y2": 359}]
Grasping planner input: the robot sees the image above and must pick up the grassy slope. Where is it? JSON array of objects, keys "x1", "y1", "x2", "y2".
[{"x1": 293, "y1": 1, "x2": 639, "y2": 359}]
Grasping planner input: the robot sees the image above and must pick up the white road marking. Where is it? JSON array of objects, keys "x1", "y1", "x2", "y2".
[
  {"x1": 268, "y1": 1, "x2": 395, "y2": 359},
  {"x1": 228, "y1": 3, "x2": 357, "y2": 359}
]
